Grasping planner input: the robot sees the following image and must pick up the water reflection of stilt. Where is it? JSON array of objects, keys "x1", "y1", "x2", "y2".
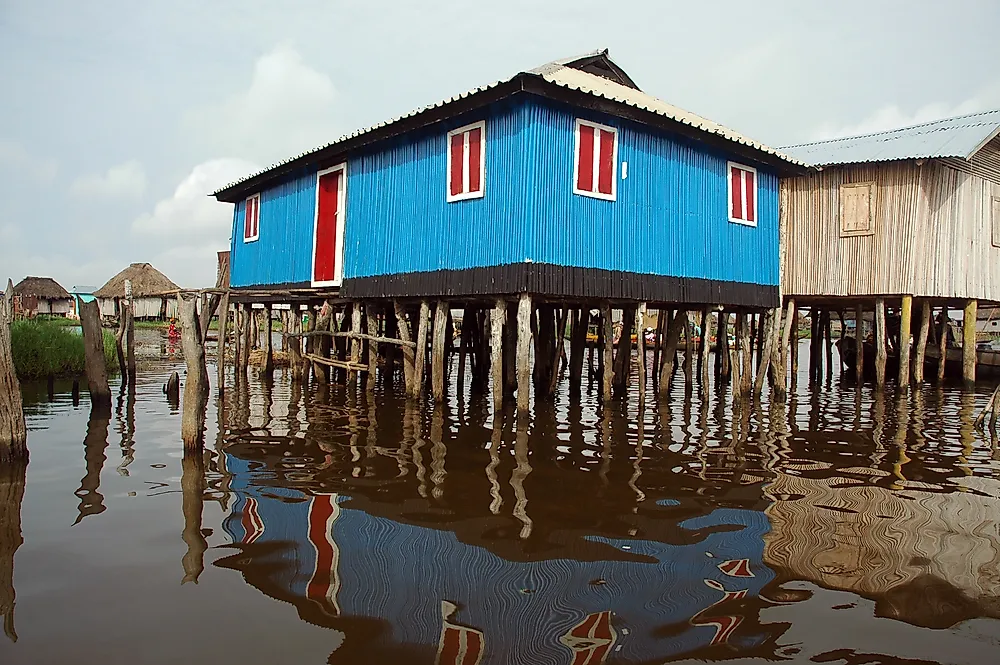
[
  {"x1": 958, "y1": 391, "x2": 976, "y2": 476},
  {"x1": 75, "y1": 410, "x2": 110, "y2": 524},
  {"x1": 0, "y1": 460, "x2": 26, "y2": 642},
  {"x1": 115, "y1": 384, "x2": 136, "y2": 477},
  {"x1": 870, "y1": 390, "x2": 887, "y2": 468},
  {"x1": 487, "y1": 422, "x2": 503, "y2": 515},
  {"x1": 598, "y1": 409, "x2": 611, "y2": 487},
  {"x1": 411, "y1": 402, "x2": 429, "y2": 498},
  {"x1": 511, "y1": 420, "x2": 532, "y2": 539},
  {"x1": 891, "y1": 393, "x2": 910, "y2": 489},
  {"x1": 181, "y1": 450, "x2": 207, "y2": 584},
  {"x1": 628, "y1": 409, "x2": 646, "y2": 505},
  {"x1": 429, "y1": 404, "x2": 447, "y2": 501}
]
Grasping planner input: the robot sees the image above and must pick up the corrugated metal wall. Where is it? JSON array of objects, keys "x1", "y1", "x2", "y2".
[
  {"x1": 230, "y1": 170, "x2": 317, "y2": 288},
  {"x1": 230, "y1": 97, "x2": 781, "y2": 290},
  {"x1": 939, "y1": 136, "x2": 1000, "y2": 186},
  {"x1": 783, "y1": 160, "x2": 1000, "y2": 300}
]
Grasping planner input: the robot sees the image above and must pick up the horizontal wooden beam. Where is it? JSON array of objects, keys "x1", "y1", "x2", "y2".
[
  {"x1": 292, "y1": 330, "x2": 416, "y2": 348},
  {"x1": 304, "y1": 354, "x2": 368, "y2": 371}
]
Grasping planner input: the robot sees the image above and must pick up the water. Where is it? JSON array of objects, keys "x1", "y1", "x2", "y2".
[{"x1": 2, "y1": 342, "x2": 1000, "y2": 664}]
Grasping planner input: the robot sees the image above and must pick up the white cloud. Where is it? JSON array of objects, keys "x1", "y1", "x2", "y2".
[
  {"x1": 70, "y1": 160, "x2": 147, "y2": 199},
  {"x1": 131, "y1": 157, "x2": 260, "y2": 287},
  {"x1": 810, "y1": 85, "x2": 1000, "y2": 140},
  {"x1": 183, "y1": 44, "x2": 341, "y2": 165},
  {"x1": 0, "y1": 138, "x2": 57, "y2": 183}
]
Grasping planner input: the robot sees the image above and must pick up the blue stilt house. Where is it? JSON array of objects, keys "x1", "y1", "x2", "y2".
[{"x1": 213, "y1": 50, "x2": 804, "y2": 309}]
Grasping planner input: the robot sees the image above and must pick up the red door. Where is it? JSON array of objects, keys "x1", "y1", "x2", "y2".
[{"x1": 313, "y1": 169, "x2": 342, "y2": 284}]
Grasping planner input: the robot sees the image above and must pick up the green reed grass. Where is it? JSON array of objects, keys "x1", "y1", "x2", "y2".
[{"x1": 10, "y1": 319, "x2": 117, "y2": 379}]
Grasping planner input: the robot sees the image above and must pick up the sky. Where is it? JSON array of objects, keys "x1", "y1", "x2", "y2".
[{"x1": 2, "y1": 0, "x2": 999, "y2": 289}]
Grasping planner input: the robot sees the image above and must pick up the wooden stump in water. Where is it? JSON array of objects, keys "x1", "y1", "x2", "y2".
[
  {"x1": 177, "y1": 294, "x2": 209, "y2": 449},
  {"x1": 125, "y1": 302, "x2": 136, "y2": 386},
  {"x1": 490, "y1": 300, "x2": 505, "y2": 414},
  {"x1": 516, "y1": 294, "x2": 533, "y2": 412},
  {"x1": 898, "y1": 295, "x2": 913, "y2": 388},
  {"x1": 0, "y1": 281, "x2": 26, "y2": 460},
  {"x1": 115, "y1": 304, "x2": 128, "y2": 383},
  {"x1": 855, "y1": 303, "x2": 865, "y2": 381},
  {"x1": 79, "y1": 299, "x2": 111, "y2": 414},
  {"x1": 431, "y1": 301, "x2": 449, "y2": 402},
  {"x1": 658, "y1": 310, "x2": 685, "y2": 400},
  {"x1": 875, "y1": 298, "x2": 887, "y2": 389},
  {"x1": 165, "y1": 371, "x2": 180, "y2": 403},
  {"x1": 600, "y1": 302, "x2": 613, "y2": 403},
  {"x1": 415, "y1": 301, "x2": 430, "y2": 396}
]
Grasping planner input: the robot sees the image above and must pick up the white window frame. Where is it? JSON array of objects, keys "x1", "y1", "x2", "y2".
[
  {"x1": 727, "y1": 161, "x2": 758, "y2": 227},
  {"x1": 311, "y1": 163, "x2": 348, "y2": 288},
  {"x1": 446, "y1": 120, "x2": 486, "y2": 203},
  {"x1": 243, "y1": 193, "x2": 261, "y2": 242},
  {"x1": 573, "y1": 118, "x2": 618, "y2": 202}
]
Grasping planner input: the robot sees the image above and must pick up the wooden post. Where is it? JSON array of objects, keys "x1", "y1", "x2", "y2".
[
  {"x1": 601, "y1": 302, "x2": 613, "y2": 403},
  {"x1": 115, "y1": 305, "x2": 128, "y2": 383},
  {"x1": 240, "y1": 303, "x2": 252, "y2": 374},
  {"x1": 963, "y1": 299, "x2": 977, "y2": 384},
  {"x1": 821, "y1": 309, "x2": 832, "y2": 378},
  {"x1": 547, "y1": 308, "x2": 568, "y2": 397},
  {"x1": 739, "y1": 310, "x2": 752, "y2": 399},
  {"x1": 699, "y1": 307, "x2": 710, "y2": 392},
  {"x1": 287, "y1": 308, "x2": 304, "y2": 380},
  {"x1": 855, "y1": 303, "x2": 864, "y2": 380},
  {"x1": 232, "y1": 306, "x2": 243, "y2": 378},
  {"x1": 898, "y1": 295, "x2": 913, "y2": 387},
  {"x1": 262, "y1": 305, "x2": 274, "y2": 375},
  {"x1": 753, "y1": 309, "x2": 775, "y2": 399},
  {"x1": 775, "y1": 299, "x2": 794, "y2": 399},
  {"x1": 490, "y1": 300, "x2": 505, "y2": 414},
  {"x1": 613, "y1": 306, "x2": 634, "y2": 397},
  {"x1": 431, "y1": 300, "x2": 448, "y2": 402},
  {"x1": 79, "y1": 299, "x2": 111, "y2": 413},
  {"x1": 790, "y1": 306, "x2": 800, "y2": 380},
  {"x1": 875, "y1": 297, "x2": 887, "y2": 389},
  {"x1": 124, "y1": 284, "x2": 136, "y2": 386},
  {"x1": 568, "y1": 308, "x2": 590, "y2": 387},
  {"x1": 636, "y1": 303, "x2": 647, "y2": 401},
  {"x1": 516, "y1": 294, "x2": 533, "y2": 412},
  {"x1": 313, "y1": 302, "x2": 333, "y2": 383},
  {"x1": 366, "y1": 304, "x2": 379, "y2": 393},
  {"x1": 658, "y1": 310, "x2": 685, "y2": 400},
  {"x1": 394, "y1": 301, "x2": 416, "y2": 397},
  {"x1": 719, "y1": 310, "x2": 731, "y2": 380},
  {"x1": 809, "y1": 309, "x2": 821, "y2": 383},
  {"x1": 457, "y1": 307, "x2": 471, "y2": 394},
  {"x1": 914, "y1": 300, "x2": 930, "y2": 384},
  {"x1": 938, "y1": 307, "x2": 949, "y2": 382},
  {"x1": 652, "y1": 310, "x2": 664, "y2": 387},
  {"x1": 732, "y1": 311, "x2": 744, "y2": 400},
  {"x1": 216, "y1": 297, "x2": 229, "y2": 391},
  {"x1": 0, "y1": 281, "x2": 27, "y2": 460},
  {"x1": 683, "y1": 311, "x2": 694, "y2": 389},
  {"x1": 347, "y1": 302, "x2": 362, "y2": 386},
  {"x1": 177, "y1": 294, "x2": 209, "y2": 449},
  {"x1": 415, "y1": 301, "x2": 429, "y2": 396}
]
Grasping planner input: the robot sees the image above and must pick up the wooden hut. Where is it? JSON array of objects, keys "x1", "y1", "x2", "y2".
[
  {"x1": 780, "y1": 110, "x2": 1000, "y2": 384},
  {"x1": 211, "y1": 50, "x2": 805, "y2": 406},
  {"x1": 12, "y1": 277, "x2": 73, "y2": 317},
  {"x1": 95, "y1": 263, "x2": 180, "y2": 320}
]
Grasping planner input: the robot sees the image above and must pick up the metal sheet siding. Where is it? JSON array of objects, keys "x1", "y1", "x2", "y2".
[
  {"x1": 525, "y1": 100, "x2": 779, "y2": 286},
  {"x1": 229, "y1": 171, "x2": 316, "y2": 288},
  {"x1": 344, "y1": 100, "x2": 532, "y2": 279}
]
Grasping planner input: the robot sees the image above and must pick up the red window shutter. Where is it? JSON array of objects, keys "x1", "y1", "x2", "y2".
[
  {"x1": 730, "y1": 167, "x2": 743, "y2": 220},
  {"x1": 577, "y1": 124, "x2": 595, "y2": 192},
  {"x1": 598, "y1": 129, "x2": 615, "y2": 195},
  {"x1": 245, "y1": 199, "x2": 251, "y2": 238},
  {"x1": 744, "y1": 169, "x2": 755, "y2": 223},
  {"x1": 467, "y1": 127, "x2": 482, "y2": 193},
  {"x1": 449, "y1": 132, "x2": 465, "y2": 197}
]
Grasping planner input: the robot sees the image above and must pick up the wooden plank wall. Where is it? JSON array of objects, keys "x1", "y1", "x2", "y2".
[{"x1": 783, "y1": 152, "x2": 1000, "y2": 301}]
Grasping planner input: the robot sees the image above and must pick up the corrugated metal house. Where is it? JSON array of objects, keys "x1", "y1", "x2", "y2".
[
  {"x1": 780, "y1": 110, "x2": 1000, "y2": 304},
  {"x1": 213, "y1": 51, "x2": 804, "y2": 309}
]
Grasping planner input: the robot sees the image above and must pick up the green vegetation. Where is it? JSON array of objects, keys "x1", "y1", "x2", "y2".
[{"x1": 10, "y1": 319, "x2": 117, "y2": 379}]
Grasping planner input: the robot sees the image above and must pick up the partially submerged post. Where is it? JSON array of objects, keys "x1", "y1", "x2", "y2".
[
  {"x1": 490, "y1": 300, "x2": 505, "y2": 414},
  {"x1": 898, "y1": 295, "x2": 913, "y2": 388},
  {"x1": 0, "y1": 281, "x2": 27, "y2": 460},
  {"x1": 636, "y1": 303, "x2": 648, "y2": 403},
  {"x1": 394, "y1": 301, "x2": 417, "y2": 397},
  {"x1": 914, "y1": 300, "x2": 930, "y2": 384},
  {"x1": 177, "y1": 294, "x2": 209, "y2": 449},
  {"x1": 658, "y1": 310, "x2": 685, "y2": 399},
  {"x1": 516, "y1": 294, "x2": 533, "y2": 412},
  {"x1": 79, "y1": 299, "x2": 111, "y2": 414},
  {"x1": 963, "y1": 299, "x2": 977, "y2": 384},
  {"x1": 698, "y1": 307, "x2": 710, "y2": 393},
  {"x1": 431, "y1": 301, "x2": 449, "y2": 401},
  {"x1": 600, "y1": 302, "x2": 613, "y2": 402},
  {"x1": 875, "y1": 297, "x2": 887, "y2": 389},
  {"x1": 938, "y1": 307, "x2": 949, "y2": 382},
  {"x1": 262, "y1": 305, "x2": 274, "y2": 376},
  {"x1": 855, "y1": 303, "x2": 865, "y2": 381},
  {"x1": 124, "y1": 280, "x2": 135, "y2": 385}
]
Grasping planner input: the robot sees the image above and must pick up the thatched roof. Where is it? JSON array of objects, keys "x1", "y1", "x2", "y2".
[
  {"x1": 13, "y1": 276, "x2": 71, "y2": 300},
  {"x1": 94, "y1": 263, "x2": 180, "y2": 299}
]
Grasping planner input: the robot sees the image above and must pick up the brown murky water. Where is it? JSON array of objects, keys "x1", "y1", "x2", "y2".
[{"x1": 2, "y1": 338, "x2": 1000, "y2": 664}]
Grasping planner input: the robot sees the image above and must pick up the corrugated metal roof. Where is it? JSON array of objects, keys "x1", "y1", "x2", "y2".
[
  {"x1": 781, "y1": 110, "x2": 1000, "y2": 167},
  {"x1": 213, "y1": 52, "x2": 801, "y2": 197}
]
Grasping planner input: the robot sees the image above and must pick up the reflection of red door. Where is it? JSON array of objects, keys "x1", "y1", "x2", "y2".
[{"x1": 314, "y1": 169, "x2": 342, "y2": 284}]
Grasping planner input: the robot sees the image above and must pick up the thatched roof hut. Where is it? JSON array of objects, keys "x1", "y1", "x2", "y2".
[
  {"x1": 94, "y1": 263, "x2": 179, "y2": 299},
  {"x1": 13, "y1": 277, "x2": 71, "y2": 300},
  {"x1": 95, "y1": 263, "x2": 180, "y2": 319}
]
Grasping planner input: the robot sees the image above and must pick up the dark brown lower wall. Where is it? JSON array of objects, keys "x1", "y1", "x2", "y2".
[{"x1": 338, "y1": 264, "x2": 778, "y2": 308}]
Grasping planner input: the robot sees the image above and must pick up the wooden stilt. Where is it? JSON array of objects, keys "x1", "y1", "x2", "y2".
[
  {"x1": 683, "y1": 311, "x2": 694, "y2": 390},
  {"x1": 314, "y1": 302, "x2": 333, "y2": 383},
  {"x1": 601, "y1": 302, "x2": 613, "y2": 403},
  {"x1": 963, "y1": 299, "x2": 977, "y2": 384},
  {"x1": 636, "y1": 303, "x2": 647, "y2": 402},
  {"x1": 875, "y1": 297, "x2": 887, "y2": 389},
  {"x1": 699, "y1": 306, "x2": 710, "y2": 392},
  {"x1": 177, "y1": 294, "x2": 209, "y2": 449},
  {"x1": 732, "y1": 310, "x2": 745, "y2": 401},
  {"x1": 771, "y1": 302, "x2": 788, "y2": 400},
  {"x1": 809, "y1": 309, "x2": 821, "y2": 383},
  {"x1": 790, "y1": 305, "x2": 800, "y2": 381},
  {"x1": 658, "y1": 310, "x2": 685, "y2": 400},
  {"x1": 394, "y1": 301, "x2": 416, "y2": 396},
  {"x1": 366, "y1": 304, "x2": 379, "y2": 393},
  {"x1": 431, "y1": 301, "x2": 449, "y2": 402},
  {"x1": 822, "y1": 309, "x2": 832, "y2": 378},
  {"x1": 349, "y1": 303, "x2": 362, "y2": 386},
  {"x1": 262, "y1": 305, "x2": 274, "y2": 375},
  {"x1": 938, "y1": 307, "x2": 949, "y2": 382},
  {"x1": 0, "y1": 281, "x2": 27, "y2": 459},
  {"x1": 414, "y1": 301, "x2": 429, "y2": 396},
  {"x1": 613, "y1": 306, "x2": 634, "y2": 397},
  {"x1": 288, "y1": 307, "x2": 305, "y2": 380},
  {"x1": 753, "y1": 308, "x2": 775, "y2": 399},
  {"x1": 547, "y1": 308, "x2": 568, "y2": 397},
  {"x1": 491, "y1": 299, "x2": 505, "y2": 414},
  {"x1": 739, "y1": 310, "x2": 752, "y2": 399},
  {"x1": 898, "y1": 295, "x2": 913, "y2": 387},
  {"x1": 79, "y1": 299, "x2": 111, "y2": 413},
  {"x1": 719, "y1": 310, "x2": 731, "y2": 380},
  {"x1": 775, "y1": 299, "x2": 794, "y2": 400},
  {"x1": 855, "y1": 303, "x2": 864, "y2": 381},
  {"x1": 516, "y1": 294, "x2": 533, "y2": 412},
  {"x1": 652, "y1": 309, "x2": 664, "y2": 387},
  {"x1": 216, "y1": 296, "x2": 230, "y2": 391},
  {"x1": 914, "y1": 300, "x2": 930, "y2": 384},
  {"x1": 241, "y1": 304, "x2": 252, "y2": 373},
  {"x1": 568, "y1": 308, "x2": 589, "y2": 387}
]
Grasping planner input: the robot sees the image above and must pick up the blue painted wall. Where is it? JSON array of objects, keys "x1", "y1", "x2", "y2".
[{"x1": 229, "y1": 97, "x2": 780, "y2": 289}]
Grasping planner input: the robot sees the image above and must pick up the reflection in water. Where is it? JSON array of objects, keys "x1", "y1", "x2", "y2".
[
  {"x1": 181, "y1": 451, "x2": 207, "y2": 584},
  {"x1": 75, "y1": 411, "x2": 109, "y2": 524},
  {"x1": 0, "y1": 461, "x2": 26, "y2": 642}
]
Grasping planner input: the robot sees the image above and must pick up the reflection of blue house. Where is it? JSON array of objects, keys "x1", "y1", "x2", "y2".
[{"x1": 219, "y1": 453, "x2": 777, "y2": 663}]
